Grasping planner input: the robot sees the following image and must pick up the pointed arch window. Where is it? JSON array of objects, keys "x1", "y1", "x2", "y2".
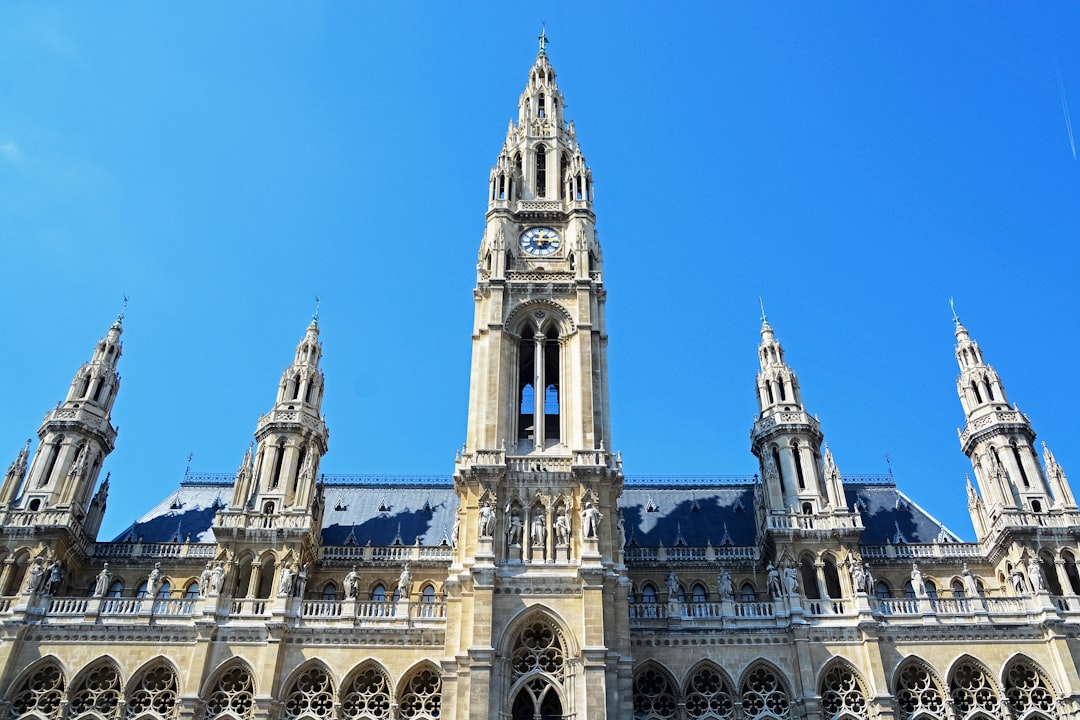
[
  {"x1": 537, "y1": 93, "x2": 545, "y2": 118},
  {"x1": 948, "y1": 659, "x2": 999, "y2": 717},
  {"x1": 971, "y1": 380, "x2": 983, "y2": 404},
  {"x1": 39, "y1": 438, "x2": 64, "y2": 488},
  {"x1": 894, "y1": 661, "x2": 945, "y2": 720},
  {"x1": 819, "y1": 662, "x2": 867, "y2": 719},
  {"x1": 205, "y1": 664, "x2": 255, "y2": 720},
  {"x1": 9, "y1": 660, "x2": 66, "y2": 720},
  {"x1": 398, "y1": 666, "x2": 441, "y2": 720},
  {"x1": 342, "y1": 665, "x2": 391, "y2": 720},
  {"x1": 371, "y1": 583, "x2": 386, "y2": 602},
  {"x1": 739, "y1": 664, "x2": 791, "y2": 719},
  {"x1": 535, "y1": 146, "x2": 547, "y2": 198},
  {"x1": 741, "y1": 583, "x2": 757, "y2": 602},
  {"x1": 125, "y1": 661, "x2": 179, "y2": 720},
  {"x1": 69, "y1": 660, "x2": 122, "y2": 719},
  {"x1": 284, "y1": 665, "x2": 334, "y2": 720},
  {"x1": 1003, "y1": 659, "x2": 1057, "y2": 716},
  {"x1": 685, "y1": 664, "x2": 735, "y2": 719},
  {"x1": 1011, "y1": 443, "x2": 1031, "y2": 488},
  {"x1": 271, "y1": 440, "x2": 286, "y2": 490},
  {"x1": 633, "y1": 667, "x2": 677, "y2": 719}
]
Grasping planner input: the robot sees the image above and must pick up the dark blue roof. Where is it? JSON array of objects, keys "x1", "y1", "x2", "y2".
[{"x1": 112, "y1": 475, "x2": 959, "y2": 547}]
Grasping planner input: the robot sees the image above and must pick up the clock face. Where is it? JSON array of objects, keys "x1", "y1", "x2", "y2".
[{"x1": 520, "y1": 227, "x2": 561, "y2": 256}]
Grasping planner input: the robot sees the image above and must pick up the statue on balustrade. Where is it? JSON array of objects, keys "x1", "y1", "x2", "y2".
[
  {"x1": 93, "y1": 564, "x2": 112, "y2": 597},
  {"x1": 718, "y1": 569, "x2": 733, "y2": 601},
  {"x1": 344, "y1": 567, "x2": 359, "y2": 598},
  {"x1": 766, "y1": 563, "x2": 782, "y2": 598}
]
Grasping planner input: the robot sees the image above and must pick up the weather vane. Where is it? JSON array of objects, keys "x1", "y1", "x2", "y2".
[
  {"x1": 313, "y1": 295, "x2": 321, "y2": 323},
  {"x1": 118, "y1": 295, "x2": 129, "y2": 324},
  {"x1": 758, "y1": 297, "x2": 768, "y2": 324},
  {"x1": 949, "y1": 297, "x2": 960, "y2": 324}
]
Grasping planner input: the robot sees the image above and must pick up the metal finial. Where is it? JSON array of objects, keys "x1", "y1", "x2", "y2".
[
  {"x1": 538, "y1": 23, "x2": 548, "y2": 55},
  {"x1": 949, "y1": 297, "x2": 960, "y2": 325},
  {"x1": 312, "y1": 295, "x2": 321, "y2": 324},
  {"x1": 184, "y1": 451, "x2": 193, "y2": 482},
  {"x1": 758, "y1": 297, "x2": 768, "y2": 324},
  {"x1": 117, "y1": 295, "x2": 129, "y2": 324}
]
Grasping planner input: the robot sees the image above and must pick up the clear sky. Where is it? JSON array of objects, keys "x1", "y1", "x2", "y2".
[{"x1": 1, "y1": 3, "x2": 1078, "y2": 542}]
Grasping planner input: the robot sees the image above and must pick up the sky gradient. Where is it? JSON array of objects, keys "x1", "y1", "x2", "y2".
[{"x1": 1, "y1": 3, "x2": 1078, "y2": 542}]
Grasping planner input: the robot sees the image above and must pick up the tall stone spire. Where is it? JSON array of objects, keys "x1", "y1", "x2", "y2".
[
  {"x1": 14, "y1": 314, "x2": 123, "y2": 522},
  {"x1": 223, "y1": 316, "x2": 328, "y2": 520},
  {"x1": 750, "y1": 313, "x2": 850, "y2": 518},
  {"x1": 954, "y1": 311, "x2": 1072, "y2": 522}
]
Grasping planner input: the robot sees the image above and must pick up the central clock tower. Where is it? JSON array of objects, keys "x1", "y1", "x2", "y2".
[{"x1": 442, "y1": 33, "x2": 631, "y2": 720}]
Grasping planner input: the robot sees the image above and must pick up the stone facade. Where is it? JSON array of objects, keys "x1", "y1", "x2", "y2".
[{"x1": 0, "y1": 37, "x2": 1078, "y2": 720}]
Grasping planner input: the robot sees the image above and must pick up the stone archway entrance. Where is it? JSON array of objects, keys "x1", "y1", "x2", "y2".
[{"x1": 511, "y1": 676, "x2": 563, "y2": 720}]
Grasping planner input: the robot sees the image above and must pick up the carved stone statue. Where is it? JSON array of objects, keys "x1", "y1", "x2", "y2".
[
  {"x1": 45, "y1": 560, "x2": 64, "y2": 595},
  {"x1": 478, "y1": 502, "x2": 495, "y2": 537},
  {"x1": 863, "y1": 563, "x2": 875, "y2": 595},
  {"x1": 783, "y1": 564, "x2": 799, "y2": 595},
  {"x1": 766, "y1": 563, "x2": 782, "y2": 598},
  {"x1": 718, "y1": 568, "x2": 734, "y2": 601},
  {"x1": 531, "y1": 512, "x2": 546, "y2": 546},
  {"x1": 198, "y1": 561, "x2": 212, "y2": 597},
  {"x1": 910, "y1": 563, "x2": 926, "y2": 598},
  {"x1": 1011, "y1": 564, "x2": 1027, "y2": 596},
  {"x1": 208, "y1": 561, "x2": 226, "y2": 595},
  {"x1": 849, "y1": 560, "x2": 865, "y2": 594},
  {"x1": 554, "y1": 509, "x2": 570, "y2": 545},
  {"x1": 398, "y1": 564, "x2": 412, "y2": 597},
  {"x1": 24, "y1": 557, "x2": 46, "y2": 595},
  {"x1": 278, "y1": 564, "x2": 295, "y2": 596},
  {"x1": 344, "y1": 567, "x2": 359, "y2": 598},
  {"x1": 581, "y1": 502, "x2": 602, "y2": 538},
  {"x1": 145, "y1": 562, "x2": 163, "y2": 598},
  {"x1": 962, "y1": 563, "x2": 979, "y2": 597},
  {"x1": 296, "y1": 563, "x2": 309, "y2": 598},
  {"x1": 666, "y1": 570, "x2": 681, "y2": 600},
  {"x1": 1027, "y1": 557, "x2": 1044, "y2": 594},
  {"x1": 93, "y1": 563, "x2": 112, "y2": 597},
  {"x1": 508, "y1": 509, "x2": 524, "y2": 545}
]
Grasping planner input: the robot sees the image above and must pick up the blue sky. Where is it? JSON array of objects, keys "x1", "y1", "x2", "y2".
[{"x1": 1, "y1": 3, "x2": 1078, "y2": 542}]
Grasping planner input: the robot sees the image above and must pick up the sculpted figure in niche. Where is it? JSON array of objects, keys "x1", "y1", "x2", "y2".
[
  {"x1": 296, "y1": 563, "x2": 309, "y2": 598},
  {"x1": 148, "y1": 562, "x2": 163, "y2": 597},
  {"x1": 554, "y1": 509, "x2": 570, "y2": 545},
  {"x1": 1027, "y1": 557, "x2": 1044, "y2": 594},
  {"x1": 531, "y1": 511, "x2": 546, "y2": 546},
  {"x1": 398, "y1": 564, "x2": 412, "y2": 598},
  {"x1": 766, "y1": 563, "x2": 782, "y2": 598},
  {"x1": 863, "y1": 563, "x2": 875, "y2": 594},
  {"x1": 849, "y1": 560, "x2": 865, "y2": 594},
  {"x1": 208, "y1": 561, "x2": 226, "y2": 595},
  {"x1": 93, "y1": 563, "x2": 112, "y2": 597},
  {"x1": 45, "y1": 560, "x2": 64, "y2": 595},
  {"x1": 508, "y1": 508, "x2": 524, "y2": 546},
  {"x1": 581, "y1": 501, "x2": 602, "y2": 538},
  {"x1": 783, "y1": 564, "x2": 799, "y2": 595},
  {"x1": 478, "y1": 502, "x2": 495, "y2": 537},
  {"x1": 278, "y1": 564, "x2": 295, "y2": 596},
  {"x1": 1011, "y1": 564, "x2": 1028, "y2": 595},
  {"x1": 717, "y1": 568, "x2": 734, "y2": 601}
]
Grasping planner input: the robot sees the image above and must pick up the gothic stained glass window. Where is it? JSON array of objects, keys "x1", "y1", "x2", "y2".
[
  {"x1": 8, "y1": 661, "x2": 65, "y2": 720},
  {"x1": 894, "y1": 661, "x2": 945, "y2": 720},
  {"x1": 819, "y1": 662, "x2": 867, "y2": 719},
  {"x1": 69, "y1": 661, "x2": 122, "y2": 719},
  {"x1": 633, "y1": 668, "x2": 677, "y2": 719},
  {"x1": 684, "y1": 664, "x2": 735, "y2": 720},
  {"x1": 125, "y1": 662, "x2": 179, "y2": 720},
  {"x1": 341, "y1": 665, "x2": 391, "y2": 720},
  {"x1": 739, "y1": 664, "x2": 791, "y2": 719},
  {"x1": 948, "y1": 659, "x2": 999, "y2": 717},
  {"x1": 398, "y1": 667, "x2": 441, "y2": 720},
  {"x1": 1004, "y1": 659, "x2": 1057, "y2": 717},
  {"x1": 205, "y1": 664, "x2": 255, "y2": 720},
  {"x1": 284, "y1": 666, "x2": 334, "y2": 720}
]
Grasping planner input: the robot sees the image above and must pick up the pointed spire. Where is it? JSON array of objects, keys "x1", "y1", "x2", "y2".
[
  {"x1": 6, "y1": 439, "x2": 31, "y2": 482},
  {"x1": 759, "y1": 297, "x2": 774, "y2": 339},
  {"x1": 950, "y1": 297, "x2": 970, "y2": 341}
]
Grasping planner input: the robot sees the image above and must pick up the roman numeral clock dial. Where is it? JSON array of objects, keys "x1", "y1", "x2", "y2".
[{"x1": 520, "y1": 227, "x2": 561, "y2": 256}]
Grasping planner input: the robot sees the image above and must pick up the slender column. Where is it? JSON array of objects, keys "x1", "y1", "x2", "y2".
[
  {"x1": 778, "y1": 446, "x2": 799, "y2": 508},
  {"x1": 814, "y1": 561, "x2": 828, "y2": 602},
  {"x1": 533, "y1": 333, "x2": 546, "y2": 450},
  {"x1": 1055, "y1": 559, "x2": 1075, "y2": 596},
  {"x1": 246, "y1": 565, "x2": 262, "y2": 600}
]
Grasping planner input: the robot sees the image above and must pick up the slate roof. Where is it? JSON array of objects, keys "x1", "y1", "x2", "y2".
[{"x1": 112, "y1": 474, "x2": 960, "y2": 547}]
